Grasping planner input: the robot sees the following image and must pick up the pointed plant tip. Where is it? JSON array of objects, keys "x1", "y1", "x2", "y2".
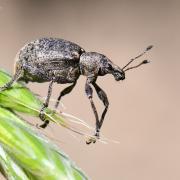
[{"x1": 146, "y1": 45, "x2": 153, "y2": 51}]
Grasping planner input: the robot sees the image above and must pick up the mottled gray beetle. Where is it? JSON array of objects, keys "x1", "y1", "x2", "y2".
[{"x1": 0, "y1": 38, "x2": 153, "y2": 144}]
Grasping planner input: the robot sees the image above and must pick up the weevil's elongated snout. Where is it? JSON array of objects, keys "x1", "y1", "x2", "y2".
[{"x1": 112, "y1": 65, "x2": 125, "y2": 81}]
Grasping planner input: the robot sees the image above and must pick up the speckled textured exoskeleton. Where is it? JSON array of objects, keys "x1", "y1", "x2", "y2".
[{"x1": 0, "y1": 37, "x2": 153, "y2": 144}]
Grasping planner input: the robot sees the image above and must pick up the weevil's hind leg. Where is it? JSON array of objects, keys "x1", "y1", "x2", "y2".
[
  {"x1": 39, "y1": 80, "x2": 54, "y2": 128},
  {"x1": 92, "y1": 82, "x2": 109, "y2": 135},
  {"x1": 54, "y1": 81, "x2": 76, "y2": 110},
  {"x1": 0, "y1": 68, "x2": 22, "y2": 92},
  {"x1": 85, "y1": 80, "x2": 100, "y2": 139}
]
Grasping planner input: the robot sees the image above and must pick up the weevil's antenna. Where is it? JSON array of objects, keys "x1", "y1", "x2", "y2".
[
  {"x1": 122, "y1": 45, "x2": 153, "y2": 70},
  {"x1": 124, "y1": 60, "x2": 150, "y2": 72}
]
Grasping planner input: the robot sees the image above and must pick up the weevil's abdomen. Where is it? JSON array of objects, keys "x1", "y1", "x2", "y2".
[{"x1": 15, "y1": 38, "x2": 85, "y2": 83}]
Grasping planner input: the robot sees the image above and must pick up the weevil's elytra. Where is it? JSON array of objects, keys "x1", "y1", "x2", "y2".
[
  {"x1": 16, "y1": 38, "x2": 85, "y2": 83},
  {"x1": 0, "y1": 37, "x2": 153, "y2": 144}
]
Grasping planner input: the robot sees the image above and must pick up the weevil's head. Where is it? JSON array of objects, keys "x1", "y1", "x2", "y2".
[
  {"x1": 79, "y1": 52, "x2": 125, "y2": 81},
  {"x1": 111, "y1": 64, "x2": 125, "y2": 81}
]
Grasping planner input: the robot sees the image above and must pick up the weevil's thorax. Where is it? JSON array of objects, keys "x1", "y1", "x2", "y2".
[{"x1": 79, "y1": 52, "x2": 112, "y2": 78}]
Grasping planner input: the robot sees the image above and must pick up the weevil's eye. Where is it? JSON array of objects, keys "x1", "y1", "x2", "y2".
[
  {"x1": 80, "y1": 48, "x2": 85, "y2": 53},
  {"x1": 107, "y1": 63, "x2": 113, "y2": 71}
]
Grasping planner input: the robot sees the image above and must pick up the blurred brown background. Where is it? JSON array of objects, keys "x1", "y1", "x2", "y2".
[{"x1": 0, "y1": 0, "x2": 179, "y2": 179}]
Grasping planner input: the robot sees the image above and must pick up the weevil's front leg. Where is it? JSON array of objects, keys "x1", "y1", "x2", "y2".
[
  {"x1": 0, "y1": 68, "x2": 22, "y2": 92},
  {"x1": 39, "y1": 80, "x2": 54, "y2": 128},
  {"x1": 55, "y1": 81, "x2": 76, "y2": 110},
  {"x1": 92, "y1": 82, "x2": 109, "y2": 132},
  {"x1": 85, "y1": 80, "x2": 100, "y2": 139}
]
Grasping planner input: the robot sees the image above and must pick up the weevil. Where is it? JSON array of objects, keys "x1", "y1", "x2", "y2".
[{"x1": 0, "y1": 38, "x2": 153, "y2": 144}]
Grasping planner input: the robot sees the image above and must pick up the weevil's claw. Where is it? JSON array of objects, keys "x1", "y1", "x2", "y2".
[
  {"x1": 38, "y1": 107, "x2": 51, "y2": 129},
  {"x1": 36, "y1": 120, "x2": 49, "y2": 129},
  {"x1": 86, "y1": 140, "x2": 92, "y2": 145},
  {"x1": 86, "y1": 130, "x2": 100, "y2": 144},
  {"x1": 86, "y1": 136, "x2": 96, "y2": 145},
  {"x1": 37, "y1": 110, "x2": 50, "y2": 129},
  {"x1": 40, "y1": 120, "x2": 49, "y2": 128}
]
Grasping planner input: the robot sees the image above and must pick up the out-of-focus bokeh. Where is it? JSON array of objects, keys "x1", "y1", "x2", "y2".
[{"x1": 0, "y1": 0, "x2": 179, "y2": 179}]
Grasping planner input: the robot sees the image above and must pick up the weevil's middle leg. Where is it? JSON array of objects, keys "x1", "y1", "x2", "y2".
[
  {"x1": 85, "y1": 80, "x2": 100, "y2": 138},
  {"x1": 55, "y1": 82, "x2": 76, "y2": 110},
  {"x1": 39, "y1": 80, "x2": 54, "y2": 128},
  {"x1": 92, "y1": 82, "x2": 109, "y2": 130}
]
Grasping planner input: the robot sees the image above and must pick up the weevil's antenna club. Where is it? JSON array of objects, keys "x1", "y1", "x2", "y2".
[
  {"x1": 122, "y1": 45, "x2": 153, "y2": 70},
  {"x1": 146, "y1": 45, "x2": 153, "y2": 51}
]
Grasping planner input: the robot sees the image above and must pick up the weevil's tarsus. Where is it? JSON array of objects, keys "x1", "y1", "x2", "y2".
[
  {"x1": 39, "y1": 120, "x2": 49, "y2": 128},
  {"x1": 85, "y1": 133, "x2": 121, "y2": 145},
  {"x1": 38, "y1": 80, "x2": 54, "y2": 128},
  {"x1": 86, "y1": 136, "x2": 97, "y2": 145}
]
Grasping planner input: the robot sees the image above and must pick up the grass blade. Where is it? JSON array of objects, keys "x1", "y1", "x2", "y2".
[{"x1": 0, "y1": 107, "x2": 88, "y2": 180}]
